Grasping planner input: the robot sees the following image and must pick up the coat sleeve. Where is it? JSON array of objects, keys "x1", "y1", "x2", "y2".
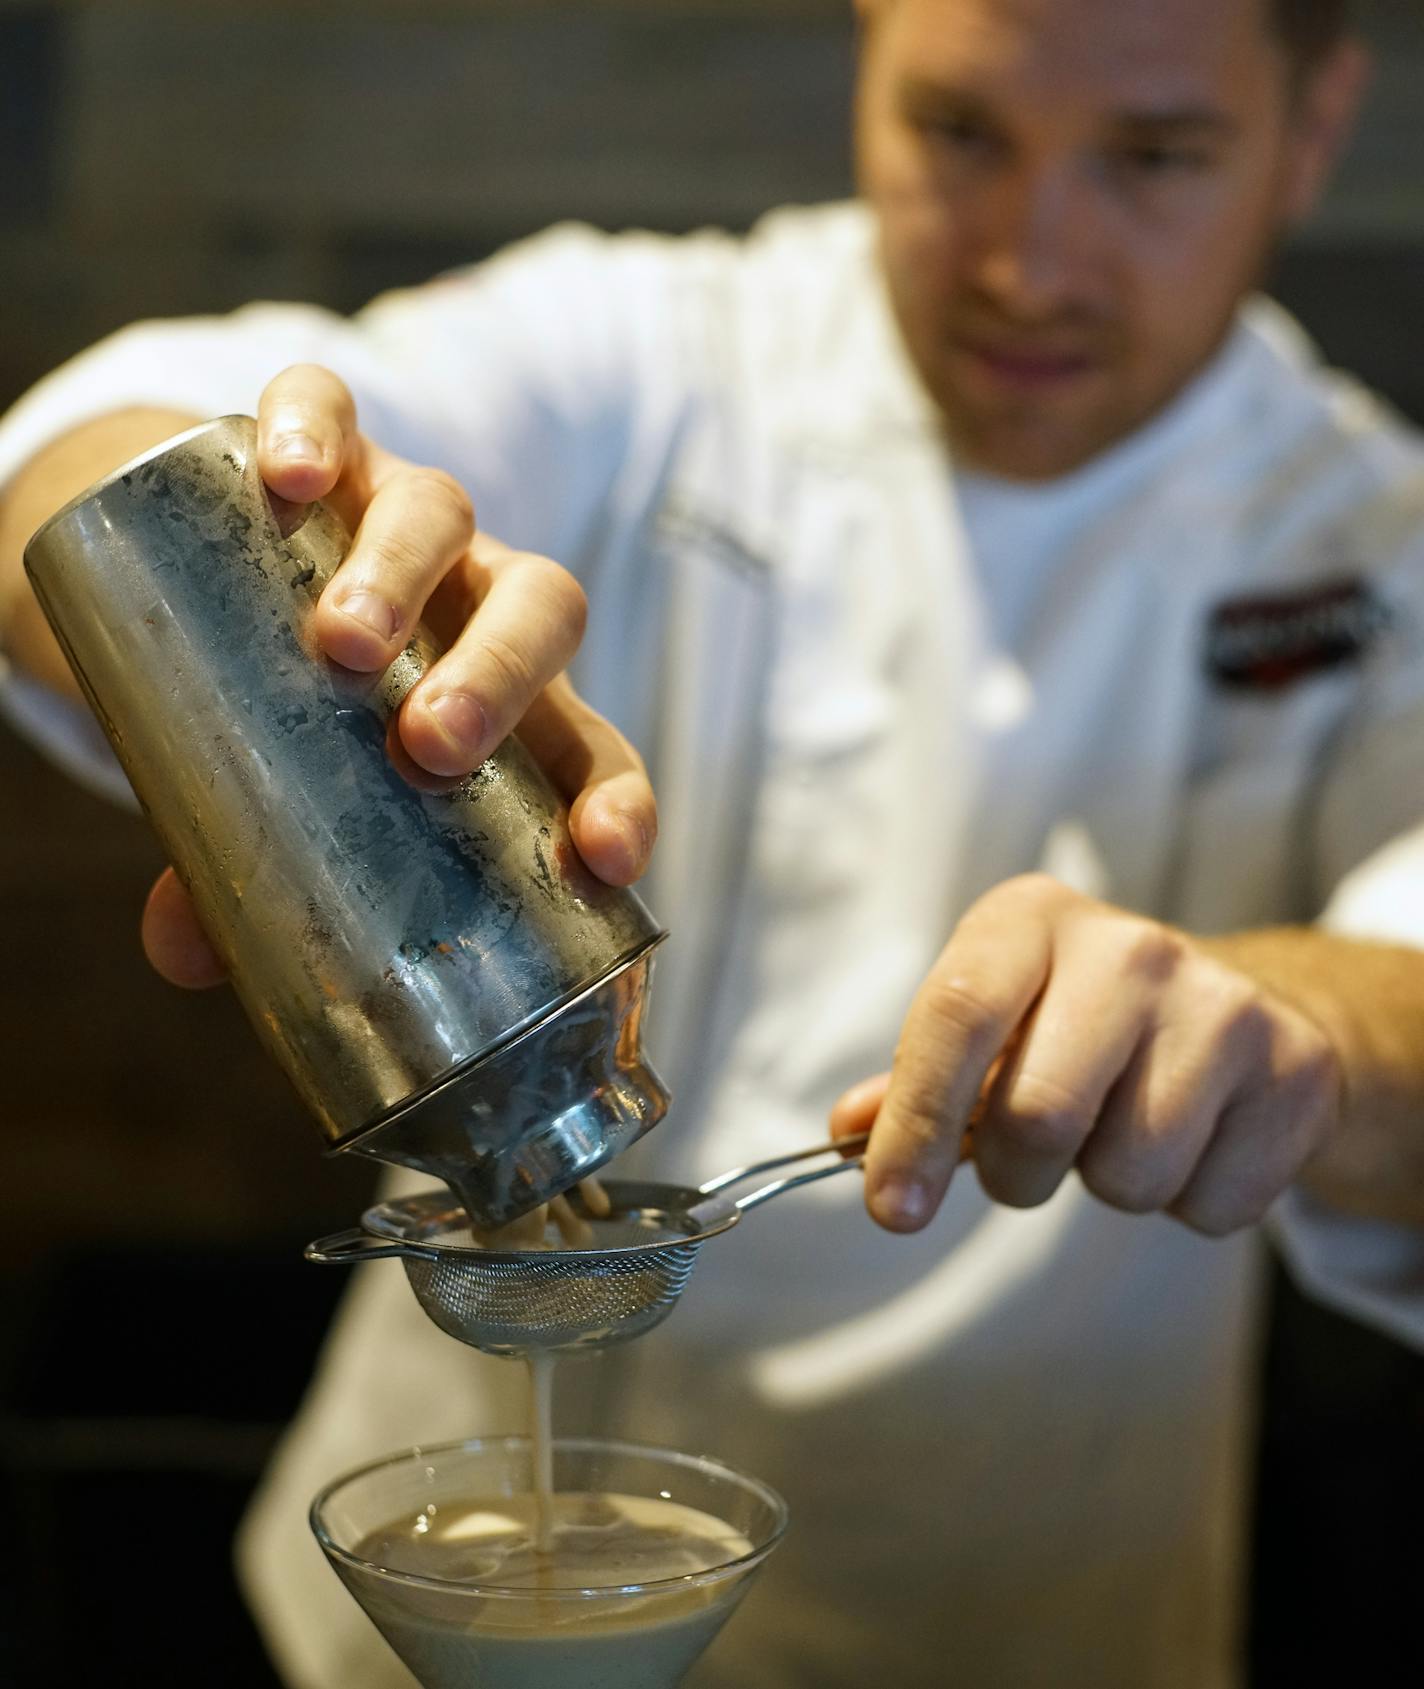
[
  {"x1": 1266, "y1": 463, "x2": 1424, "y2": 1353},
  {"x1": 1307, "y1": 452, "x2": 1424, "y2": 924}
]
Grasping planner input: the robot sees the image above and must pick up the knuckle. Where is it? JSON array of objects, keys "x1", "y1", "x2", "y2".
[
  {"x1": 1192, "y1": 953, "x2": 1260, "y2": 1016},
  {"x1": 881, "y1": 1069, "x2": 952, "y2": 1155},
  {"x1": 476, "y1": 628, "x2": 540, "y2": 705},
  {"x1": 995, "y1": 1073, "x2": 1089, "y2": 1159},
  {"x1": 988, "y1": 871, "x2": 1069, "y2": 913},
  {"x1": 1172, "y1": 1194, "x2": 1262, "y2": 1239},
  {"x1": 1282, "y1": 1020, "x2": 1341, "y2": 1101},
  {"x1": 887, "y1": 1097, "x2": 949, "y2": 1155},
  {"x1": 554, "y1": 575, "x2": 589, "y2": 644},
  {"x1": 1007, "y1": 871, "x2": 1063, "y2": 902},
  {"x1": 916, "y1": 976, "x2": 1004, "y2": 1061},
  {"x1": 1118, "y1": 922, "x2": 1186, "y2": 984},
  {"x1": 1214, "y1": 993, "x2": 1273, "y2": 1061},
  {"x1": 403, "y1": 468, "x2": 475, "y2": 534},
  {"x1": 1170, "y1": 1143, "x2": 1285, "y2": 1236},
  {"x1": 528, "y1": 557, "x2": 589, "y2": 641},
  {"x1": 363, "y1": 524, "x2": 430, "y2": 584},
  {"x1": 1079, "y1": 1148, "x2": 1180, "y2": 1215}
]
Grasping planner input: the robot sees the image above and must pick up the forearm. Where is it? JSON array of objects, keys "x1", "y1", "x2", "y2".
[
  {"x1": 0, "y1": 407, "x2": 197, "y2": 697},
  {"x1": 1203, "y1": 926, "x2": 1424, "y2": 1226}
]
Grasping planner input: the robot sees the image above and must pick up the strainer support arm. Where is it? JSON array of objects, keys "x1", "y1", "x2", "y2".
[
  {"x1": 695, "y1": 1131, "x2": 870, "y2": 1198},
  {"x1": 305, "y1": 1229, "x2": 440, "y2": 1267},
  {"x1": 685, "y1": 1132, "x2": 870, "y2": 1227}
]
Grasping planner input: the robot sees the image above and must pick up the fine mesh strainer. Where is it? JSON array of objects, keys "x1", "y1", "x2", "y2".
[{"x1": 305, "y1": 1133, "x2": 869, "y2": 1357}]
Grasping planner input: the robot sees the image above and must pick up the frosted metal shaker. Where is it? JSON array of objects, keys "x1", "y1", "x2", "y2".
[{"x1": 24, "y1": 416, "x2": 669, "y2": 1224}]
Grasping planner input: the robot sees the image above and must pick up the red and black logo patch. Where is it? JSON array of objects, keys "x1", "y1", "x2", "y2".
[{"x1": 1204, "y1": 578, "x2": 1388, "y2": 692}]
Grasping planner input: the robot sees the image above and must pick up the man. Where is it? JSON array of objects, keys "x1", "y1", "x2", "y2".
[{"x1": 1, "y1": 1, "x2": 1422, "y2": 1684}]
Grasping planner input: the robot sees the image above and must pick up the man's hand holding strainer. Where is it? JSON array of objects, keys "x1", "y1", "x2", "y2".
[{"x1": 832, "y1": 874, "x2": 1352, "y2": 1237}]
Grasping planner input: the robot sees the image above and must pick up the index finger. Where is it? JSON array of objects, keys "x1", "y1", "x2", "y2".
[
  {"x1": 866, "y1": 897, "x2": 1052, "y2": 1231},
  {"x1": 256, "y1": 363, "x2": 360, "y2": 504}
]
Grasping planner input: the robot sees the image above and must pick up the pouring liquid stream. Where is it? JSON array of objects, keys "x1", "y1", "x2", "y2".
[
  {"x1": 467, "y1": 1173, "x2": 614, "y2": 1564},
  {"x1": 528, "y1": 1352, "x2": 556, "y2": 1560}
]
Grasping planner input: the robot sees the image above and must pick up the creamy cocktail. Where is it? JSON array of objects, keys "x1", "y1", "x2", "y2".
[{"x1": 311, "y1": 1437, "x2": 787, "y2": 1689}]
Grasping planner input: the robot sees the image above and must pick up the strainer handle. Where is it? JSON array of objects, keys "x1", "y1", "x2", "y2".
[
  {"x1": 708, "y1": 1127, "x2": 976, "y2": 1217},
  {"x1": 730, "y1": 1150, "x2": 869, "y2": 1214},
  {"x1": 697, "y1": 1130, "x2": 871, "y2": 1199},
  {"x1": 304, "y1": 1229, "x2": 439, "y2": 1266}
]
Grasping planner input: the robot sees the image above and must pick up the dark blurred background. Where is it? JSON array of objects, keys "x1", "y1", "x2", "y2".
[{"x1": 0, "y1": 2, "x2": 1421, "y2": 1685}]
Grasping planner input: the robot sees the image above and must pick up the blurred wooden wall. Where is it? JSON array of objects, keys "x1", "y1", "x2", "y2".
[{"x1": 0, "y1": 723, "x2": 377, "y2": 1258}]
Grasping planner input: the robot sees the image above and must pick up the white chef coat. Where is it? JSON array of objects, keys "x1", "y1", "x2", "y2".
[{"x1": 4, "y1": 203, "x2": 1424, "y2": 1689}]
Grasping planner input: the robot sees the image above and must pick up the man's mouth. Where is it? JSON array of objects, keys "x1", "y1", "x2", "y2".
[{"x1": 955, "y1": 340, "x2": 1101, "y2": 392}]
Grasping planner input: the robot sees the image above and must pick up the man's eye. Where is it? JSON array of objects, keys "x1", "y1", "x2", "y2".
[
  {"x1": 1115, "y1": 144, "x2": 1211, "y2": 176},
  {"x1": 920, "y1": 117, "x2": 1002, "y2": 158}
]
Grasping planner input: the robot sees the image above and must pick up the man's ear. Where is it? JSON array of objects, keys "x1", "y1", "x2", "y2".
[{"x1": 1280, "y1": 37, "x2": 1372, "y2": 225}]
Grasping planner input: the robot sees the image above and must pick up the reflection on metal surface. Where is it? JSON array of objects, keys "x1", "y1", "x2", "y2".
[{"x1": 26, "y1": 416, "x2": 669, "y2": 1224}]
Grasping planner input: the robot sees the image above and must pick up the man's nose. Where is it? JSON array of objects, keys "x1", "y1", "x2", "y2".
[{"x1": 970, "y1": 165, "x2": 1094, "y2": 319}]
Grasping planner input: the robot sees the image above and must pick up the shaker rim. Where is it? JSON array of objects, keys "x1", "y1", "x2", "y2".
[{"x1": 24, "y1": 415, "x2": 254, "y2": 572}]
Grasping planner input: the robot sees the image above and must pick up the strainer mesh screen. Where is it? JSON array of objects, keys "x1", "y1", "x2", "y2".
[{"x1": 400, "y1": 1220, "x2": 706, "y2": 1354}]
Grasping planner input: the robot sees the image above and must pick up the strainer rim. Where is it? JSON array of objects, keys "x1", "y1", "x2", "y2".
[{"x1": 361, "y1": 1183, "x2": 742, "y2": 1263}]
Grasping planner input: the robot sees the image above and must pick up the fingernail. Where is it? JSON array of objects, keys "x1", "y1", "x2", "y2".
[
  {"x1": 425, "y1": 692, "x2": 487, "y2": 757},
  {"x1": 272, "y1": 432, "x2": 320, "y2": 464},
  {"x1": 871, "y1": 1175, "x2": 933, "y2": 1229},
  {"x1": 336, "y1": 590, "x2": 400, "y2": 640},
  {"x1": 615, "y1": 808, "x2": 649, "y2": 869}
]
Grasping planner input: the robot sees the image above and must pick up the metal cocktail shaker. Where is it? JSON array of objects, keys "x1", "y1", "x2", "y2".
[{"x1": 24, "y1": 416, "x2": 669, "y2": 1225}]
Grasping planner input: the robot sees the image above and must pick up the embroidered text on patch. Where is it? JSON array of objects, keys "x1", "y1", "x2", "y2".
[{"x1": 1204, "y1": 578, "x2": 1388, "y2": 691}]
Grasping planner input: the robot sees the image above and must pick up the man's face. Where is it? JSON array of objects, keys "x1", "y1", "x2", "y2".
[{"x1": 855, "y1": 0, "x2": 1357, "y2": 478}]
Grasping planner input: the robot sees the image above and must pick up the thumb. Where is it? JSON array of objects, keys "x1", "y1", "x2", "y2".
[
  {"x1": 830, "y1": 1071, "x2": 892, "y2": 1142},
  {"x1": 141, "y1": 868, "x2": 229, "y2": 989}
]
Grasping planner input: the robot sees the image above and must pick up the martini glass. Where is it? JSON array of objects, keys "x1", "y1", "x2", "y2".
[{"x1": 311, "y1": 1436, "x2": 788, "y2": 1689}]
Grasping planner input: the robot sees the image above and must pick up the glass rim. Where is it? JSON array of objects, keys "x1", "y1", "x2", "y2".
[{"x1": 309, "y1": 1434, "x2": 790, "y2": 1604}]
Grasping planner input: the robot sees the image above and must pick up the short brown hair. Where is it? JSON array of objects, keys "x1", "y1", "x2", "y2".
[{"x1": 1269, "y1": 0, "x2": 1355, "y2": 68}]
